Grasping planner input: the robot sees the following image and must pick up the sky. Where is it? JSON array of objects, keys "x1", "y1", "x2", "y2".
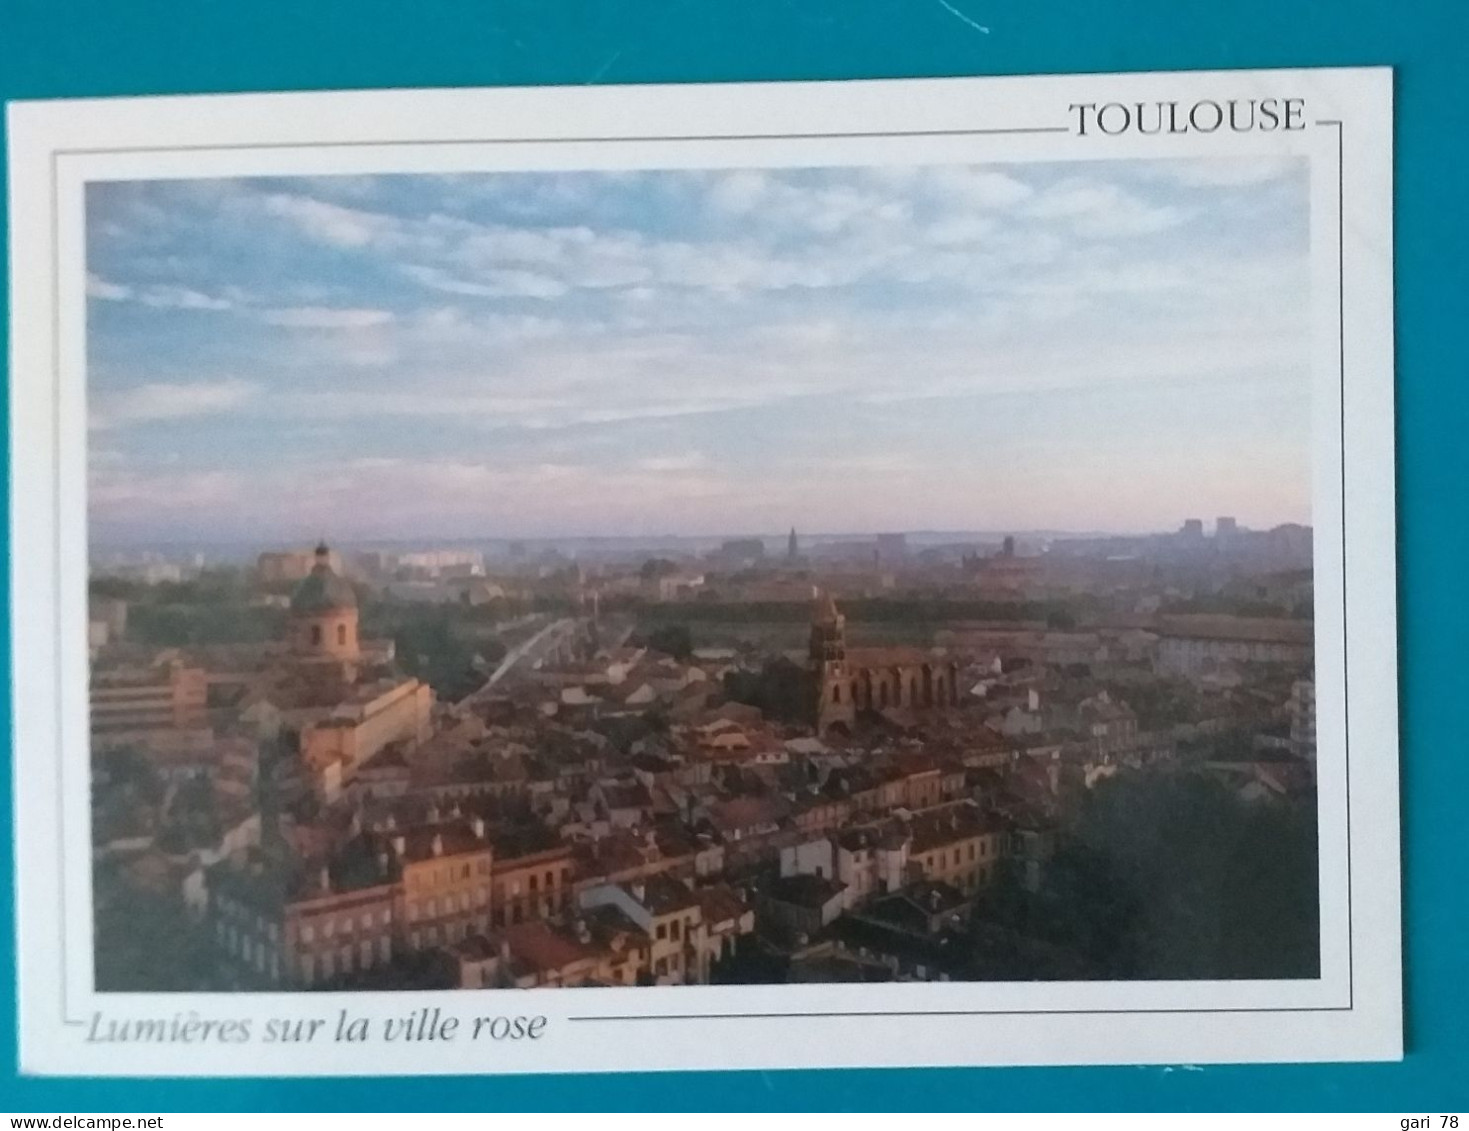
[{"x1": 85, "y1": 157, "x2": 1311, "y2": 546}]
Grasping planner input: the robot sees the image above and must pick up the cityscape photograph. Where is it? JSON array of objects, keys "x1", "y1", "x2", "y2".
[{"x1": 84, "y1": 157, "x2": 1320, "y2": 993}]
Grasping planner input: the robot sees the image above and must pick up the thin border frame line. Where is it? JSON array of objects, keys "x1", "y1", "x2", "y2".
[{"x1": 42, "y1": 117, "x2": 1351, "y2": 1027}]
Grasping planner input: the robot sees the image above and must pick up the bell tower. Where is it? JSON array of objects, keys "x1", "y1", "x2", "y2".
[
  {"x1": 810, "y1": 591, "x2": 855, "y2": 735},
  {"x1": 287, "y1": 542, "x2": 361, "y2": 697}
]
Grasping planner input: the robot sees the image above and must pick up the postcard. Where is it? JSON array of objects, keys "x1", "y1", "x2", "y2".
[{"x1": 5, "y1": 66, "x2": 1400, "y2": 1075}]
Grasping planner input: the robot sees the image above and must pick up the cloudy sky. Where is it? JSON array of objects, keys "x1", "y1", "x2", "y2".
[{"x1": 86, "y1": 158, "x2": 1310, "y2": 546}]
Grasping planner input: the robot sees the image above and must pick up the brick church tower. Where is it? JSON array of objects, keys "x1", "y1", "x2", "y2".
[{"x1": 810, "y1": 591, "x2": 856, "y2": 735}]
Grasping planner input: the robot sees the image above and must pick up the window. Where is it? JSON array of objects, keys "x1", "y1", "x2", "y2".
[
  {"x1": 337, "y1": 624, "x2": 347, "y2": 646},
  {"x1": 462, "y1": 864, "x2": 470, "y2": 879},
  {"x1": 545, "y1": 869, "x2": 555, "y2": 889},
  {"x1": 529, "y1": 875, "x2": 539, "y2": 893},
  {"x1": 832, "y1": 684, "x2": 841, "y2": 704},
  {"x1": 322, "y1": 917, "x2": 335, "y2": 939},
  {"x1": 656, "y1": 923, "x2": 667, "y2": 940},
  {"x1": 670, "y1": 920, "x2": 681, "y2": 941},
  {"x1": 360, "y1": 913, "x2": 372, "y2": 931},
  {"x1": 311, "y1": 625, "x2": 322, "y2": 646},
  {"x1": 301, "y1": 923, "x2": 315, "y2": 943}
]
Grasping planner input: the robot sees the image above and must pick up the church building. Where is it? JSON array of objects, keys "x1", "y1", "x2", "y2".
[
  {"x1": 283, "y1": 543, "x2": 432, "y2": 799},
  {"x1": 810, "y1": 593, "x2": 960, "y2": 735},
  {"x1": 289, "y1": 542, "x2": 361, "y2": 669}
]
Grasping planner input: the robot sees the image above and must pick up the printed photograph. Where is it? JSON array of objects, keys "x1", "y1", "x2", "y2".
[{"x1": 84, "y1": 157, "x2": 1320, "y2": 994}]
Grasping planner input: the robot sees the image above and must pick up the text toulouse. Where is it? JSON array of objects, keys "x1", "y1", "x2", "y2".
[{"x1": 1069, "y1": 99, "x2": 1306, "y2": 136}]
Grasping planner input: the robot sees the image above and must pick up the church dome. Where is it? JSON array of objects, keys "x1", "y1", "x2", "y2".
[{"x1": 290, "y1": 544, "x2": 356, "y2": 614}]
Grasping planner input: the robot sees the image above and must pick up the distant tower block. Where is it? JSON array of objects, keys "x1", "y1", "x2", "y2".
[
  {"x1": 1216, "y1": 516, "x2": 1239, "y2": 541},
  {"x1": 810, "y1": 591, "x2": 856, "y2": 735},
  {"x1": 289, "y1": 542, "x2": 360, "y2": 664},
  {"x1": 1180, "y1": 518, "x2": 1205, "y2": 540},
  {"x1": 876, "y1": 532, "x2": 907, "y2": 564},
  {"x1": 788, "y1": 526, "x2": 799, "y2": 560}
]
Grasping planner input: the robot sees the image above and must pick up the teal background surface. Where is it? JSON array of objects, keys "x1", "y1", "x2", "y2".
[{"x1": 1, "y1": 0, "x2": 1464, "y2": 1112}]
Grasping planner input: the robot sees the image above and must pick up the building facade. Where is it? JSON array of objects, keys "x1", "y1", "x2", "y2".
[{"x1": 810, "y1": 594, "x2": 961, "y2": 735}]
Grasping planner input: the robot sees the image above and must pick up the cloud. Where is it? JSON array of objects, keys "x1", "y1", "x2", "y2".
[
  {"x1": 1151, "y1": 157, "x2": 1305, "y2": 189},
  {"x1": 708, "y1": 171, "x2": 769, "y2": 215},
  {"x1": 635, "y1": 453, "x2": 709, "y2": 473},
  {"x1": 261, "y1": 193, "x2": 390, "y2": 249},
  {"x1": 87, "y1": 274, "x2": 234, "y2": 311},
  {"x1": 260, "y1": 306, "x2": 395, "y2": 329},
  {"x1": 1026, "y1": 179, "x2": 1188, "y2": 239},
  {"x1": 922, "y1": 215, "x2": 997, "y2": 246},
  {"x1": 923, "y1": 167, "x2": 1033, "y2": 210},
  {"x1": 137, "y1": 286, "x2": 234, "y2": 311},
  {"x1": 402, "y1": 263, "x2": 568, "y2": 299},
  {"x1": 92, "y1": 378, "x2": 258, "y2": 430},
  {"x1": 87, "y1": 274, "x2": 132, "y2": 301}
]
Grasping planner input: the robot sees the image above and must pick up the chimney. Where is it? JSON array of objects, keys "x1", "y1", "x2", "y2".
[
  {"x1": 631, "y1": 881, "x2": 646, "y2": 904},
  {"x1": 377, "y1": 850, "x2": 390, "y2": 876},
  {"x1": 319, "y1": 865, "x2": 331, "y2": 892},
  {"x1": 471, "y1": 816, "x2": 486, "y2": 839},
  {"x1": 431, "y1": 834, "x2": 443, "y2": 857},
  {"x1": 392, "y1": 835, "x2": 406, "y2": 857}
]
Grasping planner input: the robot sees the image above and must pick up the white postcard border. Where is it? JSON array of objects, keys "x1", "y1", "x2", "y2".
[{"x1": 6, "y1": 67, "x2": 1400, "y2": 1075}]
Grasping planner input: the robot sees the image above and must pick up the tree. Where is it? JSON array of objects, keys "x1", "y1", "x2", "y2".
[
  {"x1": 645, "y1": 624, "x2": 694, "y2": 660},
  {"x1": 639, "y1": 558, "x2": 679, "y2": 581},
  {"x1": 723, "y1": 656, "x2": 811, "y2": 724},
  {"x1": 977, "y1": 769, "x2": 1319, "y2": 981}
]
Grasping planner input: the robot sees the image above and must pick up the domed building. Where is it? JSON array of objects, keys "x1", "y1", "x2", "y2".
[{"x1": 289, "y1": 543, "x2": 360, "y2": 665}]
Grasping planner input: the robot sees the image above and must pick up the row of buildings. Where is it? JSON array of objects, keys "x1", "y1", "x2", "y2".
[{"x1": 91, "y1": 541, "x2": 1318, "y2": 991}]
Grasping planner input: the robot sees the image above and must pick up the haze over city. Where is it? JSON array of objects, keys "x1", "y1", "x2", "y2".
[{"x1": 86, "y1": 158, "x2": 1310, "y2": 545}]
